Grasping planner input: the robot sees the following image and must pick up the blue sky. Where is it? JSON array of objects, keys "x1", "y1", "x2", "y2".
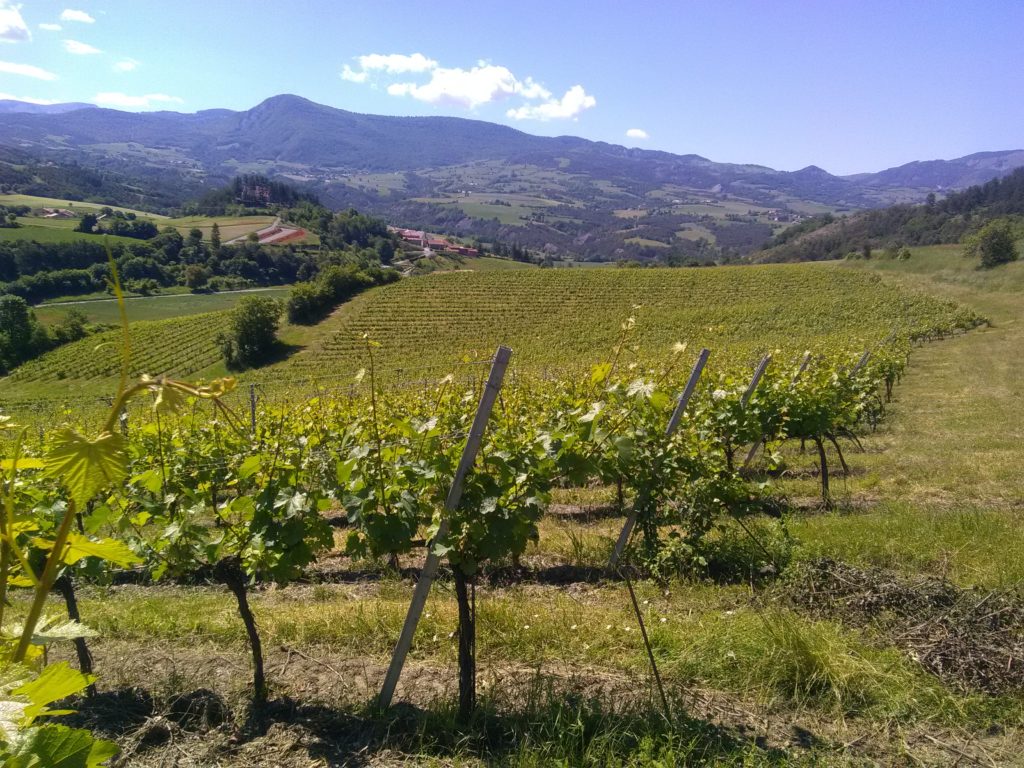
[{"x1": 1, "y1": 0, "x2": 1021, "y2": 175}]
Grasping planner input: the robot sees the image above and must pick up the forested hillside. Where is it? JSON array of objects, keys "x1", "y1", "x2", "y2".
[{"x1": 760, "y1": 168, "x2": 1024, "y2": 262}]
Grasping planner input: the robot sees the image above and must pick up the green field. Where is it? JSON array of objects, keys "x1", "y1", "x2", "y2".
[
  {"x1": 0, "y1": 193, "x2": 166, "y2": 218},
  {"x1": 0, "y1": 220, "x2": 142, "y2": 245},
  {"x1": 624, "y1": 236, "x2": 670, "y2": 247},
  {"x1": 163, "y1": 214, "x2": 276, "y2": 241},
  {"x1": 34, "y1": 287, "x2": 293, "y2": 325}
]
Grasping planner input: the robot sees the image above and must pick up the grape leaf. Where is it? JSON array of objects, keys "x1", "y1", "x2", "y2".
[
  {"x1": 7, "y1": 723, "x2": 119, "y2": 767},
  {"x1": 44, "y1": 430, "x2": 127, "y2": 509},
  {"x1": 62, "y1": 533, "x2": 142, "y2": 567}
]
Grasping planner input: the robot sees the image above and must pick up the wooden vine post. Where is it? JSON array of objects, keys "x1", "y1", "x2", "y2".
[
  {"x1": 378, "y1": 346, "x2": 513, "y2": 710},
  {"x1": 743, "y1": 352, "x2": 808, "y2": 469},
  {"x1": 607, "y1": 348, "x2": 710, "y2": 571},
  {"x1": 249, "y1": 383, "x2": 258, "y2": 434}
]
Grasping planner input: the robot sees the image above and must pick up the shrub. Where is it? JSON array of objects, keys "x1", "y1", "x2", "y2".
[
  {"x1": 219, "y1": 296, "x2": 281, "y2": 369},
  {"x1": 965, "y1": 218, "x2": 1019, "y2": 268}
]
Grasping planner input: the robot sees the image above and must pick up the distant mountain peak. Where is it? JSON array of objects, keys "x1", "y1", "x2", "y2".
[{"x1": 793, "y1": 164, "x2": 834, "y2": 178}]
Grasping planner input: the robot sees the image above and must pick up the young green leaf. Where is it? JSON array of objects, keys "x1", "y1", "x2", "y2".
[{"x1": 44, "y1": 430, "x2": 127, "y2": 509}]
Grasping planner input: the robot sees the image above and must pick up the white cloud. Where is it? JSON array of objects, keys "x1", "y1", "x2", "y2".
[
  {"x1": 114, "y1": 58, "x2": 138, "y2": 72},
  {"x1": 626, "y1": 128, "x2": 649, "y2": 140},
  {"x1": 340, "y1": 64, "x2": 367, "y2": 83},
  {"x1": 0, "y1": 2, "x2": 31, "y2": 43},
  {"x1": 60, "y1": 9, "x2": 94, "y2": 23},
  {"x1": 0, "y1": 59, "x2": 58, "y2": 80},
  {"x1": 358, "y1": 52, "x2": 437, "y2": 74},
  {"x1": 38, "y1": 22, "x2": 62, "y2": 31},
  {"x1": 63, "y1": 38, "x2": 101, "y2": 54},
  {"x1": 517, "y1": 77, "x2": 551, "y2": 101},
  {"x1": 343, "y1": 51, "x2": 594, "y2": 120},
  {"x1": 0, "y1": 92, "x2": 57, "y2": 104},
  {"x1": 388, "y1": 63, "x2": 523, "y2": 109},
  {"x1": 93, "y1": 91, "x2": 183, "y2": 109},
  {"x1": 506, "y1": 85, "x2": 596, "y2": 121}
]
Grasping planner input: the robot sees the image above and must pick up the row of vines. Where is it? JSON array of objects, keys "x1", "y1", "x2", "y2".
[{"x1": 0, "y1": 307, "x2": 920, "y2": 760}]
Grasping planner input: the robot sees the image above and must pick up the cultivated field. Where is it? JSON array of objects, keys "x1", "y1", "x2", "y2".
[
  {"x1": 3, "y1": 251, "x2": 1022, "y2": 766},
  {"x1": 34, "y1": 287, "x2": 293, "y2": 326}
]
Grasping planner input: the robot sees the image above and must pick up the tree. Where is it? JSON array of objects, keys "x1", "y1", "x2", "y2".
[
  {"x1": 75, "y1": 213, "x2": 97, "y2": 234},
  {"x1": 52, "y1": 308, "x2": 89, "y2": 345},
  {"x1": 966, "y1": 219, "x2": 1018, "y2": 268},
  {"x1": 0, "y1": 295, "x2": 48, "y2": 373},
  {"x1": 184, "y1": 264, "x2": 211, "y2": 291},
  {"x1": 210, "y1": 222, "x2": 221, "y2": 255},
  {"x1": 219, "y1": 296, "x2": 281, "y2": 369}
]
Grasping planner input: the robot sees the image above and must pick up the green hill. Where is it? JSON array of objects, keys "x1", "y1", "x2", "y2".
[{"x1": 0, "y1": 263, "x2": 982, "y2": 411}]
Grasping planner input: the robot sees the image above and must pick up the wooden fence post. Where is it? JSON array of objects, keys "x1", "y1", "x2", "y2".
[
  {"x1": 378, "y1": 346, "x2": 513, "y2": 709},
  {"x1": 607, "y1": 348, "x2": 710, "y2": 570}
]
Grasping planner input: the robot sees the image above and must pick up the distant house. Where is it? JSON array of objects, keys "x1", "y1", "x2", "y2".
[{"x1": 386, "y1": 226, "x2": 477, "y2": 257}]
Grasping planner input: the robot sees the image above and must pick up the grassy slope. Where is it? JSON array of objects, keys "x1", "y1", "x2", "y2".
[
  {"x1": 788, "y1": 246, "x2": 1024, "y2": 587},
  {"x1": 163, "y1": 214, "x2": 276, "y2": 240},
  {"x1": 0, "y1": 218, "x2": 143, "y2": 245},
  {"x1": 0, "y1": 193, "x2": 168, "y2": 218}
]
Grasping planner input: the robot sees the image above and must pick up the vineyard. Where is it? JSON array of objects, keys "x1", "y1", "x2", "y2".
[
  {"x1": 0, "y1": 265, "x2": 981, "y2": 410},
  {"x1": 3, "y1": 311, "x2": 230, "y2": 388},
  {"x1": 1, "y1": 256, "x2": 1021, "y2": 765}
]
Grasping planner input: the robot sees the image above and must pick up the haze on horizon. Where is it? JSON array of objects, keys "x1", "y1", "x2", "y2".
[{"x1": 1, "y1": 0, "x2": 1021, "y2": 175}]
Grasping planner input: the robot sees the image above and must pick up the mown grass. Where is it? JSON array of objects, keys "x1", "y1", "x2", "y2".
[
  {"x1": 163, "y1": 214, "x2": 276, "y2": 241},
  {"x1": 790, "y1": 502, "x2": 1024, "y2": 588},
  {"x1": 66, "y1": 577, "x2": 1018, "y2": 731},
  {"x1": 773, "y1": 248, "x2": 1024, "y2": 588}
]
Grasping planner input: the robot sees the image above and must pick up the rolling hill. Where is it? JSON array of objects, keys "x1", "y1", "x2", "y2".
[{"x1": 1, "y1": 95, "x2": 1021, "y2": 261}]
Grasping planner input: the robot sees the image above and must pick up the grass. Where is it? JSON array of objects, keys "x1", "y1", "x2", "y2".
[
  {"x1": 162, "y1": 214, "x2": 276, "y2": 241},
  {"x1": 34, "y1": 287, "x2": 293, "y2": 325},
  {"x1": 770, "y1": 246, "x2": 1024, "y2": 589},
  {"x1": 624, "y1": 237, "x2": 670, "y2": 248},
  {"x1": 0, "y1": 219, "x2": 141, "y2": 245},
  {"x1": 67, "y1": 578, "x2": 1001, "y2": 728},
  {"x1": 0, "y1": 193, "x2": 166, "y2": 218},
  {"x1": 790, "y1": 502, "x2": 1024, "y2": 588}
]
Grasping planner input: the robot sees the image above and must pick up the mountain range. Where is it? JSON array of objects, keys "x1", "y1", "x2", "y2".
[{"x1": 1, "y1": 94, "x2": 1021, "y2": 261}]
